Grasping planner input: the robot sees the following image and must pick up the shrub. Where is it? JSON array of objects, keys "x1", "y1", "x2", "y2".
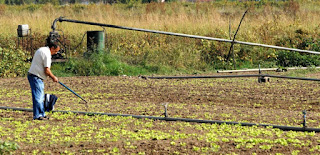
[
  {"x1": 276, "y1": 51, "x2": 320, "y2": 67},
  {"x1": 0, "y1": 46, "x2": 31, "y2": 77},
  {"x1": 274, "y1": 29, "x2": 320, "y2": 67},
  {"x1": 198, "y1": 40, "x2": 231, "y2": 69}
]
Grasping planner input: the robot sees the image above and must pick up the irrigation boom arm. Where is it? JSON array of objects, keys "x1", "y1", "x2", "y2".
[{"x1": 51, "y1": 16, "x2": 320, "y2": 55}]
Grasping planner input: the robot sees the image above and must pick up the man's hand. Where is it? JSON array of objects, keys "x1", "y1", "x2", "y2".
[
  {"x1": 52, "y1": 76, "x2": 58, "y2": 82},
  {"x1": 45, "y1": 67, "x2": 58, "y2": 83}
]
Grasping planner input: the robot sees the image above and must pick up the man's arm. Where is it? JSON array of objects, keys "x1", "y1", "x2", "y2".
[{"x1": 45, "y1": 67, "x2": 58, "y2": 82}]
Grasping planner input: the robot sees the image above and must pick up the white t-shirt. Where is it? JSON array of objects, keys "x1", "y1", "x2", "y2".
[{"x1": 28, "y1": 47, "x2": 51, "y2": 80}]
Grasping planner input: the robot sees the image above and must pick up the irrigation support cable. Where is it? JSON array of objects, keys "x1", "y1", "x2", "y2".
[
  {"x1": 51, "y1": 17, "x2": 320, "y2": 55},
  {"x1": 226, "y1": 9, "x2": 249, "y2": 64},
  {"x1": 228, "y1": 19, "x2": 236, "y2": 69},
  {"x1": 146, "y1": 74, "x2": 320, "y2": 82},
  {"x1": 1, "y1": 106, "x2": 319, "y2": 132}
]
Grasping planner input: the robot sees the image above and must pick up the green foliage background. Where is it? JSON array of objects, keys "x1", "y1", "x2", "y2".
[{"x1": 0, "y1": 46, "x2": 31, "y2": 78}]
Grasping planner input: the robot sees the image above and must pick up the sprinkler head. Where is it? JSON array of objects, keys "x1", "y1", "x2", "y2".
[
  {"x1": 162, "y1": 102, "x2": 169, "y2": 118},
  {"x1": 302, "y1": 110, "x2": 307, "y2": 128},
  {"x1": 302, "y1": 110, "x2": 307, "y2": 115}
]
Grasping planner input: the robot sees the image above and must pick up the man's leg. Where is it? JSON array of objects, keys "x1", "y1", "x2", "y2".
[{"x1": 28, "y1": 75, "x2": 45, "y2": 119}]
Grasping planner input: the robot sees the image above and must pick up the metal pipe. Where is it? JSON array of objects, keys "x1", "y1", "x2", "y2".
[
  {"x1": 1, "y1": 106, "x2": 319, "y2": 132},
  {"x1": 217, "y1": 67, "x2": 320, "y2": 73},
  {"x1": 51, "y1": 17, "x2": 61, "y2": 32},
  {"x1": 53, "y1": 17, "x2": 320, "y2": 55},
  {"x1": 266, "y1": 75, "x2": 320, "y2": 82},
  {"x1": 217, "y1": 68, "x2": 278, "y2": 73},
  {"x1": 59, "y1": 81, "x2": 88, "y2": 103},
  {"x1": 148, "y1": 74, "x2": 260, "y2": 79},
  {"x1": 147, "y1": 74, "x2": 320, "y2": 82}
]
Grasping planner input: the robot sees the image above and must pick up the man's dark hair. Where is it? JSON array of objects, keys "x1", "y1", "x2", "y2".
[{"x1": 45, "y1": 37, "x2": 58, "y2": 49}]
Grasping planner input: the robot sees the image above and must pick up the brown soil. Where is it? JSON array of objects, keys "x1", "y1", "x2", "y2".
[{"x1": 1, "y1": 71, "x2": 320, "y2": 154}]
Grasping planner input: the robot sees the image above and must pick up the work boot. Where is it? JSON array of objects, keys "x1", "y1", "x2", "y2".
[
  {"x1": 43, "y1": 116, "x2": 50, "y2": 120},
  {"x1": 34, "y1": 116, "x2": 49, "y2": 120},
  {"x1": 34, "y1": 117, "x2": 45, "y2": 120}
]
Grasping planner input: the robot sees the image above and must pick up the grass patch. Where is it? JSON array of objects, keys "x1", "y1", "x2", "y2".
[
  {"x1": 283, "y1": 67, "x2": 320, "y2": 77},
  {"x1": 62, "y1": 51, "x2": 150, "y2": 76}
]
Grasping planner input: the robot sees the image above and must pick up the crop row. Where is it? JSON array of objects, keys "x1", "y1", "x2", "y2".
[
  {"x1": 1, "y1": 75, "x2": 320, "y2": 127},
  {"x1": 1, "y1": 109, "x2": 320, "y2": 154},
  {"x1": 1, "y1": 73, "x2": 320, "y2": 153}
]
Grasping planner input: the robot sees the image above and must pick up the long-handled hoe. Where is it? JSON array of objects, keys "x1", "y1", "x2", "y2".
[{"x1": 59, "y1": 81, "x2": 88, "y2": 110}]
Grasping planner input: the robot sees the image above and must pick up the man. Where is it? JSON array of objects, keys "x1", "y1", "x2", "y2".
[{"x1": 27, "y1": 38, "x2": 60, "y2": 120}]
